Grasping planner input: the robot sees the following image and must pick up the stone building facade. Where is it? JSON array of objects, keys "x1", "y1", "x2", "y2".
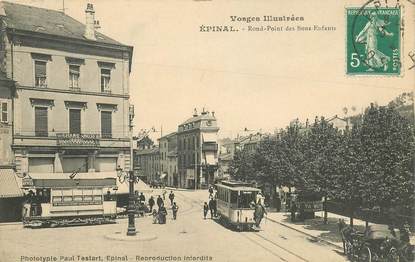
[{"x1": 0, "y1": 2, "x2": 134, "y2": 176}]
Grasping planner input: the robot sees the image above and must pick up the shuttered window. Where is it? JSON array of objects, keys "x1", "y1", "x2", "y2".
[
  {"x1": 69, "y1": 109, "x2": 81, "y2": 134},
  {"x1": 35, "y1": 107, "x2": 48, "y2": 137},
  {"x1": 34, "y1": 61, "x2": 47, "y2": 87},
  {"x1": 101, "y1": 111, "x2": 112, "y2": 138}
]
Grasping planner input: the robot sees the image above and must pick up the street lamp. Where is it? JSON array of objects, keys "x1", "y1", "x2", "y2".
[{"x1": 116, "y1": 165, "x2": 139, "y2": 236}]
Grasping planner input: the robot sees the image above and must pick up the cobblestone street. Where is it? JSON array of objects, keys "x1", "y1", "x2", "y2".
[{"x1": 0, "y1": 189, "x2": 346, "y2": 262}]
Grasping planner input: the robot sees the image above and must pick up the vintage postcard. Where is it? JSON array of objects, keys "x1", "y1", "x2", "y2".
[{"x1": 0, "y1": 0, "x2": 414, "y2": 262}]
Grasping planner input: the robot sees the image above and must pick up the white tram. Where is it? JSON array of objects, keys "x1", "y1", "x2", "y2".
[
  {"x1": 215, "y1": 181, "x2": 260, "y2": 230},
  {"x1": 21, "y1": 172, "x2": 117, "y2": 228}
]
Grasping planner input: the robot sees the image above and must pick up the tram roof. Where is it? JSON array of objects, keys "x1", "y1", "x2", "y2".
[
  {"x1": 22, "y1": 172, "x2": 117, "y2": 188},
  {"x1": 216, "y1": 181, "x2": 260, "y2": 192}
]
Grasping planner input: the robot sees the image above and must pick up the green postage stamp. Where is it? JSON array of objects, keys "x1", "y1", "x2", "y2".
[{"x1": 346, "y1": 7, "x2": 401, "y2": 75}]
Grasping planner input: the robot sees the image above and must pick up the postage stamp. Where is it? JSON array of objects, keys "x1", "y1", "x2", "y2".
[{"x1": 346, "y1": 7, "x2": 401, "y2": 75}]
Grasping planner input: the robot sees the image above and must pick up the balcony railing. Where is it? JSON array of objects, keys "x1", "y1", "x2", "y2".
[
  {"x1": 202, "y1": 142, "x2": 218, "y2": 152},
  {"x1": 56, "y1": 133, "x2": 100, "y2": 147}
]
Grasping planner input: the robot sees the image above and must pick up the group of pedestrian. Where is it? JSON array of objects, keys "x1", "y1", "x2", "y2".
[
  {"x1": 149, "y1": 190, "x2": 179, "y2": 224},
  {"x1": 203, "y1": 186, "x2": 218, "y2": 219}
]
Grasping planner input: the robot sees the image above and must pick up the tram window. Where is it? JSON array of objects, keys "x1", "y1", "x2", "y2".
[
  {"x1": 238, "y1": 191, "x2": 256, "y2": 208},
  {"x1": 52, "y1": 196, "x2": 62, "y2": 203},
  {"x1": 230, "y1": 191, "x2": 238, "y2": 204},
  {"x1": 73, "y1": 195, "x2": 83, "y2": 202},
  {"x1": 63, "y1": 196, "x2": 73, "y2": 202},
  {"x1": 84, "y1": 195, "x2": 93, "y2": 201},
  {"x1": 93, "y1": 196, "x2": 102, "y2": 201}
]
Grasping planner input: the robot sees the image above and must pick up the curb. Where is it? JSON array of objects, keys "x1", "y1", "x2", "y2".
[
  {"x1": 105, "y1": 232, "x2": 158, "y2": 242},
  {"x1": 266, "y1": 216, "x2": 343, "y2": 250},
  {"x1": 0, "y1": 222, "x2": 22, "y2": 226}
]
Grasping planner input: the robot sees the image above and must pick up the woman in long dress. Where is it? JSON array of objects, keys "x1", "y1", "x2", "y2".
[{"x1": 355, "y1": 11, "x2": 394, "y2": 71}]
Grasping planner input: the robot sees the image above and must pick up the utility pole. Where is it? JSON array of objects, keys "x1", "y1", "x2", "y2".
[{"x1": 194, "y1": 134, "x2": 197, "y2": 190}]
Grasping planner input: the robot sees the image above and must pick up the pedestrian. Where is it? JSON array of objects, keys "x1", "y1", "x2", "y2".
[
  {"x1": 213, "y1": 198, "x2": 218, "y2": 217},
  {"x1": 152, "y1": 209, "x2": 158, "y2": 224},
  {"x1": 291, "y1": 201, "x2": 297, "y2": 222},
  {"x1": 157, "y1": 195, "x2": 163, "y2": 209},
  {"x1": 158, "y1": 203, "x2": 167, "y2": 224},
  {"x1": 148, "y1": 196, "x2": 155, "y2": 213},
  {"x1": 208, "y1": 198, "x2": 214, "y2": 219},
  {"x1": 139, "y1": 192, "x2": 145, "y2": 204},
  {"x1": 208, "y1": 186, "x2": 214, "y2": 198},
  {"x1": 203, "y1": 202, "x2": 209, "y2": 219},
  {"x1": 172, "y1": 202, "x2": 179, "y2": 220},
  {"x1": 162, "y1": 190, "x2": 167, "y2": 200},
  {"x1": 253, "y1": 201, "x2": 267, "y2": 229},
  {"x1": 169, "y1": 191, "x2": 175, "y2": 206}
]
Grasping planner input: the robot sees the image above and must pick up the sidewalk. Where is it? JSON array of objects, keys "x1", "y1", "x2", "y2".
[{"x1": 266, "y1": 211, "x2": 368, "y2": 249}]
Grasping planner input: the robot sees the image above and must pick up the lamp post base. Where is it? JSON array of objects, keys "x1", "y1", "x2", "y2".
[{"x1": 127, "y1": 228, "x2": 137, "y2": 236}]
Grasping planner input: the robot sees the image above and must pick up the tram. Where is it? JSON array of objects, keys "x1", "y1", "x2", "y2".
[
  {"x1": 21, "y1": 172, "x2": 117, "y2": 228},
  {"x1": 215, "y1": 181, "x2": 260, "y2": 230}
]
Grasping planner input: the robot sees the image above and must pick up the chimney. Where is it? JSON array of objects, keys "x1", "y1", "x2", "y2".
[{"x1": 84, "y1": 3, "x2": 96, "y2": 40}]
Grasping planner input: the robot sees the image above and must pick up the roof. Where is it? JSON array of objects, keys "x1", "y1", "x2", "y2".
[
  {"x1": 215, "y1": 183, "x2": 260, "y2": 192},
  {"x1": 159, "y1": 132, "x2": 177, "y2": 141},
  {"x1": 180, "y1": 113, "x2": 216, "y2": 126},
  {"x1": 327, "y1": 115, "x2": 347, "y2": 122},
  {"x1": 135, "y1": 147, "x2": 159, "y2": 155},
  {"x1": 1, "y1": 1, "x2": 124, "y2": 46},
  {"x1": 27, "y1": 172, "x2": 117, "y2": 180},
  {"x1": 0, "y1": 168, "x2": 23, "y2": 198},
  {"x1": 23, "y1": 172, "x2": 117, "y2": 188},
  {"x1": 114, "y1": 179, "x2": 152, "y2": 195}
]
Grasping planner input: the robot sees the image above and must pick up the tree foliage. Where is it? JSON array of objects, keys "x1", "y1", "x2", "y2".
[{"x1": 229, "y1": 102, "x2": 414, "y2": 213}]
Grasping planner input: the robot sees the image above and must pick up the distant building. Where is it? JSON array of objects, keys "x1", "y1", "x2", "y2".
[
  {"x1": 135, "y1": 146, "x2": 160, "y2": 183},
  {"x1": 135, "y1": 134, "x2": 154, "y2": 150},
  {"x1": 158, "y1": 132, "x2": 178, "y2": 187},
  {"x1": 0, "y1": 2, "x2": 134, "y2": 176},
  {"x1": 0, "y1": 72, "x2": 14, "y2": 166},
  {"x1": 177, "y1": 109, "x2": 219, "y2": 189},
  {"x1": 327, "y1": 115, "x2": 350, "y2": 132}
]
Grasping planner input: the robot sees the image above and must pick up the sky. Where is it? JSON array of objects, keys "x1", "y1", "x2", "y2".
[{"x1": 5, "y1": 0, "x2": 415, "y2": 139}]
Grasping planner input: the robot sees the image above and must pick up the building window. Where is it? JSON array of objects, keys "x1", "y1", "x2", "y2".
[
  {"x1": 69, "y1": 109, "x2": 81, "y2": 134},
  {"x1": 69, "y1": 65, "x2": 80, "y2": 89},
  {"x1": 101, "y1": 111, "x2": 112, "y2": 138},
  {"x1": 0, "y1": 102, "x2": 7, "y2": 123},
  {"x1": 100, "y1": 69, "x2": 111, "y2": 92},
  {"x1": 34, "y1": 60, "x2": 47, "y2": 87},
  {"x1": 35, "y1": 107, "x2": 48, "y2": 137}
]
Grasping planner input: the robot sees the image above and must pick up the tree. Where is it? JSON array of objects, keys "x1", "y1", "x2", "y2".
[
  {"x1": 332, "y1": 125, "x2": 366, "y2": 226},
  {"x1": 229, "y1": 147, "x2": 256, "y2": 182},
  {"x1": 359, "y1": 104, "x2": 415, "y2": 217},
  {"x1": 302, "y1": 117, "x2": 342, "y2": 223}
]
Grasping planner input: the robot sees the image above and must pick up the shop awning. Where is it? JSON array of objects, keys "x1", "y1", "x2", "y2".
[
  {"x1": 160, "y1": 173, "x2": 167, "y2": 179},
  {"x1": 115, "y1": 179, "x2": 153, "y2": 195},
  {"x1": 0, "y1": 168, "x2": 23, "y2": 198}
]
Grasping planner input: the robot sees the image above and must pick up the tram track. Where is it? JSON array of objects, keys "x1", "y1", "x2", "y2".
[{"x1": 176, "y1": 190, "x2": 311, "y2": 262}]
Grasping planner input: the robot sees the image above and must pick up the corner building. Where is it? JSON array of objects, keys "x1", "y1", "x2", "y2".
[
  {"x1": 0, "y1": 2, "x2": 134, "y2": 175},
  {"x1": 177, "y1": 110, "x2": 219, "y2": 189}
]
